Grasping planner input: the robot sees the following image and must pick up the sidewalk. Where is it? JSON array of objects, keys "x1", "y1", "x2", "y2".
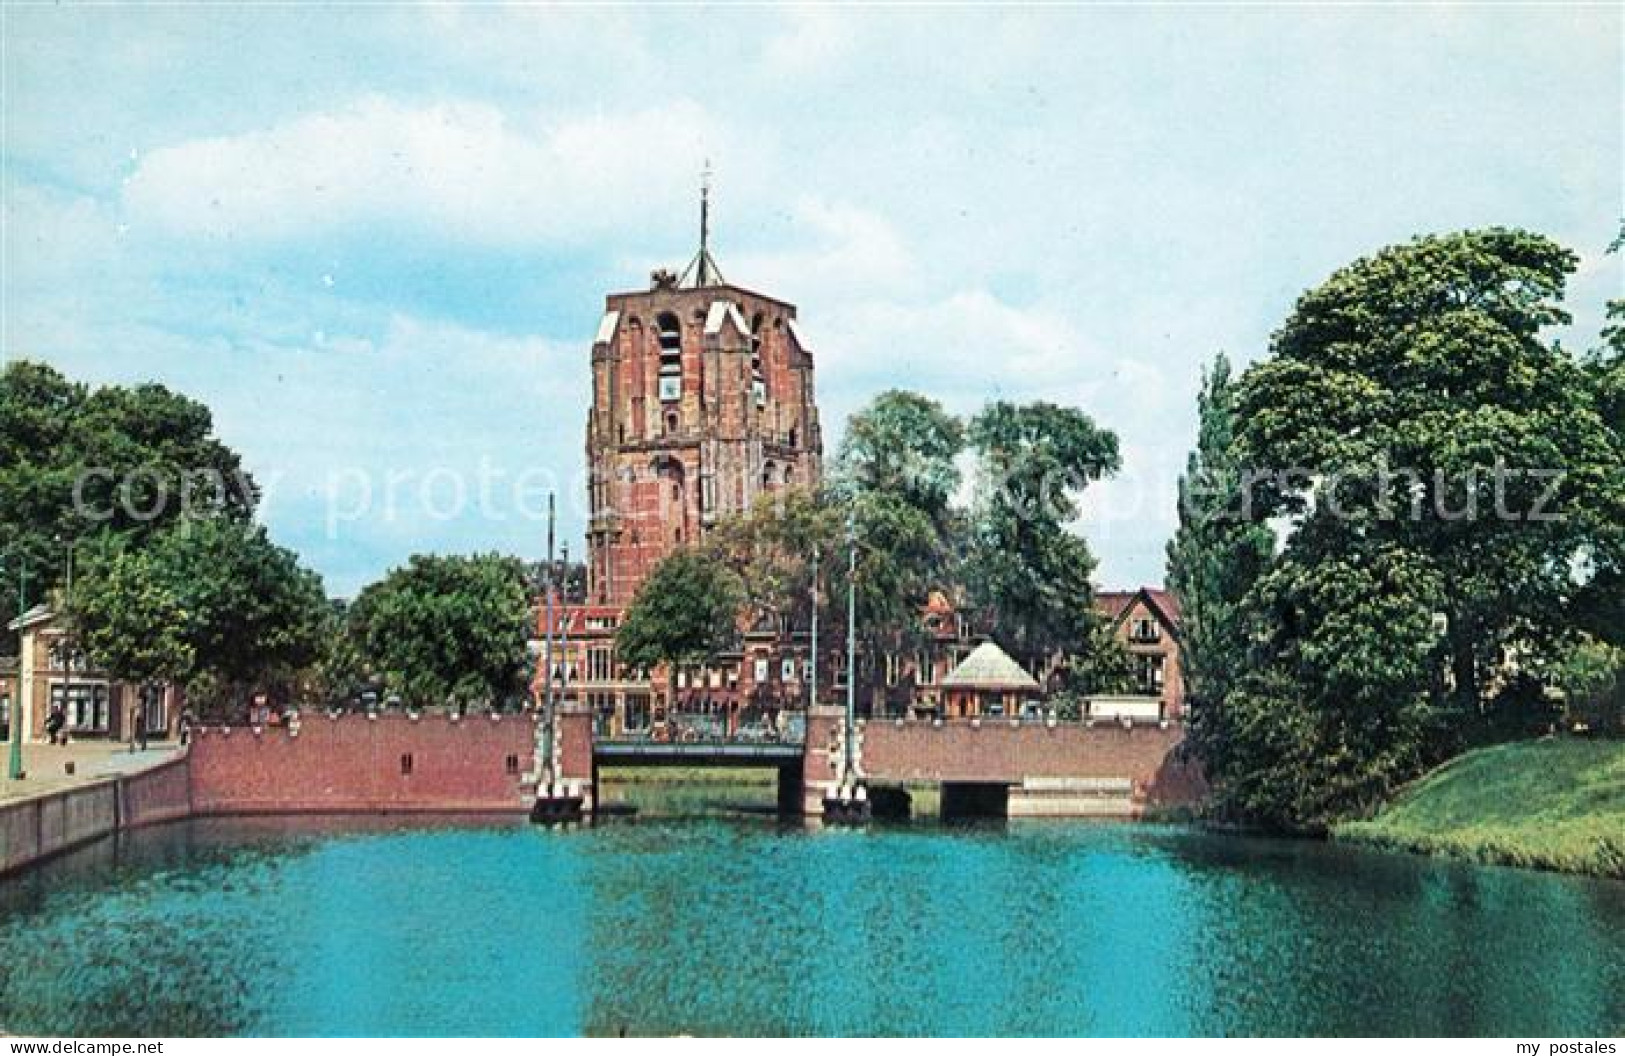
[{"x1": 0, "y1": 741, "x2": 185, "y2": 802}]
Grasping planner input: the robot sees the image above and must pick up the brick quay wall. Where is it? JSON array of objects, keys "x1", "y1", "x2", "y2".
[{"x1": 188, "y1": 712, "x2": 543, "y2": 815}]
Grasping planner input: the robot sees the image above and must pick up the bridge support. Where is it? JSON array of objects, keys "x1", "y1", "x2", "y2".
[
  {"x1": 529, "y1": 702, "x2": 596, "y2": 823},
  {"x1": 800, "y1": 705, "x2": 851, "y2": 815}
]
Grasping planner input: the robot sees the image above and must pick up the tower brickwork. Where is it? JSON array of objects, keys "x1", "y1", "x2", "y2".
[{"x1": 584, "y1": 276, "x2": 823, "y2": 606}]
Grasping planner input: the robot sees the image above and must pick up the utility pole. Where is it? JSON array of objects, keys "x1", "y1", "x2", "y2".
[{"x1": 844, "y1": 514, "x2": 856, "y2": 783}]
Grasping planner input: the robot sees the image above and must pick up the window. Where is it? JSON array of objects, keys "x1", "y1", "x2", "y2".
[
  {"x1": 802, "y1": 659, "x2": 814, "y2": 684},
  {"x1": 504, "y1": 754, "x2": 521, "y2": 775},
  {"x1": 588, "y1": 648, "x2": 614, "y2": 682},
  {"x1": 400, "y1": 753, "x2": 414, "y2": 776},
  {"x1": 1138, "y1": 655, "x2": 1165, "y2": 694},
  {"x1": 753, "y1": 657, "x2": 770, "y2": 684},
  {"x1": 782, "y1": 657, "x2": 796, "y2": 682},
  {"x1": 1131, "y1": 617, "x2": 1160, "y2": 643},
  {"x1": 750, "y1": 312, "x2": 767, "y2": 406},
  {"x1": 916, "y1": 651, "x2": 935, "y2": 685},
  {"x1": 53, "y1": 683, "x2": 108, "y2": 733},
  {"x1": 657, "y1": 313, "x2": 682, "y2": 402}
]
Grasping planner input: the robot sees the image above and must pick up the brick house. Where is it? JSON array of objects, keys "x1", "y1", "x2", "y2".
[
  {"x1": 4, "y1": 604, "x2": 183, "y2": 743},
  {"x1": 1093, "y1": 588, "x2": 1185, "y2": 719}
]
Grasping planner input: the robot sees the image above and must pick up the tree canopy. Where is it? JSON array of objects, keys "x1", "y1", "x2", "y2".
[
  {"x1": 1188, "y1": 228, "x2": 1625, "y2": 829},
  {"x1": 347, "y1": 552, "x2": 531, "y2": 710}
]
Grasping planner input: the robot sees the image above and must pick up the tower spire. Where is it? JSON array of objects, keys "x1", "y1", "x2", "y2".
[{"x1": 681, "y1": 160, "x2": 724, "y2": 288}]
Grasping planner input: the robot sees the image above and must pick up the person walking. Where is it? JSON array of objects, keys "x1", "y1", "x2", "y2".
[{"x1": 45, "y1": 703, "x2": 65, "y2": 746}]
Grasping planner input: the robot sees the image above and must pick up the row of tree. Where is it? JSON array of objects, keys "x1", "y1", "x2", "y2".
[
  {"x1": 617, "y1": 392, "x2": 1138, "y2": 715},
  {"x1": 1166, "y1": 227, "x2": 1625, "y2": 831},
  {"x1": 0, "y1": 360, "x2": 544, "y2": 717}
]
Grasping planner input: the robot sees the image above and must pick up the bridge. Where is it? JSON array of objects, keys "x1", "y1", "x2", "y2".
[
  {"x1": 550, "y1": 704, "x2": 1203, "y2": 819},
  {"x1": 181, "y1": 705, "x2": 1202, "y2": 820}
]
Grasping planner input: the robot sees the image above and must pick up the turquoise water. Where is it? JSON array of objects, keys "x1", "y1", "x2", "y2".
[{"x1": 0, "y1": 815, "x2": 1621, "y2": 1037}]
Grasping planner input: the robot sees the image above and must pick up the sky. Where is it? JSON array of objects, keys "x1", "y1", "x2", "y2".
[{"x1": 2, "y1": 4, "x2": 1620, "y2": 598}]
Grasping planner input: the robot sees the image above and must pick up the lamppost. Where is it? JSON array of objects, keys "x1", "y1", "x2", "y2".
[
  {"x1": 1, "y1": 551, "x2": 28, "y2": 780},
  {"x1": 808, "y1": 547, "x2": 818, "y2": 715},
  {"x1": 844, "y1": 513, "x2": 857, "y2": 784},
  {"x1": 540, "y1": 493, "x2": 557, "y2": 791}
]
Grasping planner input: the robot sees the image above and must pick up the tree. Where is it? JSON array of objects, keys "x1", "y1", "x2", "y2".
[
  {"x1": 963, "y1": 400, "x2": 1120, "y2": 681},
  {"x1": 347, "y1": 553, "x2": 531, "y2": 711},
  {"x1": 69, "y1": 519, "x2": 327, "y2": 714},
  {"x1": 1206, "y1": 228, "x2": 1625, "y2": 827},
  {"x1": 0, "y1": 361, "x2": 257, "y2": 650},
  {"x1": 705, "y1": 488, "x2": 842, "y2": 636},
  {"x1": 832, "y1": 389, "x2": 965, "y2": 524},
  {"x1": 1166, "y1": 353, "x2": 1276, "y2": 732},
  {"x1": 1211, "y1": 542, "x2": 1448, "y2": 831},
  {"x1": 1235, "y1": 228, "x2": 1622, "y2": 733},
  {"x1": 1572, "y1": 223, "x2": 1625, "y2": 646},
  {"x1": 830, "y1": 391, "x2": 967, "y2": 712},
  {"x1": 616, "y1": 548, "x2": 744, "y2": 714}
]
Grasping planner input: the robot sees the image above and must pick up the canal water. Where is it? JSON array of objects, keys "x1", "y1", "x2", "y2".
[{"x1": 0, "y1": 815, "x2": 1620, "y2": 1037}]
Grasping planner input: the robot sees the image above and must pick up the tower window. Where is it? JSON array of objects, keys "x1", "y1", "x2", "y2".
[
  {"x1": 750, "y1": 312, "x2": 767, "y2": 407},
  {"x1": 657, "y1": 312, "x2": 682, "y2": 402}
]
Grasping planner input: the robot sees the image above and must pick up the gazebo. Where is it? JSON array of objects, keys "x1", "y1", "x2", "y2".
[{"x1": 939, "y1": 642, "x2": 1042, "y2": 719}]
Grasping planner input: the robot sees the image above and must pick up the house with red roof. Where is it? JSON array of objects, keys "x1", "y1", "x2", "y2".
[{"x1": 1093, "y1": 587, "x2": 1185, "y2": 719}]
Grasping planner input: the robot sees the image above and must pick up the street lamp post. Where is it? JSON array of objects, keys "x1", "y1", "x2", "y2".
[
  {"x1": 3, "y1": 553, "x2": 28, "y2": 780},
  {"x1": 844, "y1": 514, "x2": 857, "y2": 785},
  {"x1": 809, "y1": 548, "x2": 818, "y2": 714},
  {"x1": 540, "y1": 494, "x2": 556, "y2": 792}
]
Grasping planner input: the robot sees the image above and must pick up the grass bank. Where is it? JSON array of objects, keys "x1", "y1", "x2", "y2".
[{"x1": 1336, "y1": 737, "x2": 1625, "y2": 878}]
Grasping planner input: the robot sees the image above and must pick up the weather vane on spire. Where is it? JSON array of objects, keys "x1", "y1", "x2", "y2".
[{"x1": 681, "y1": 159, "x2": 725, "y2": 289}]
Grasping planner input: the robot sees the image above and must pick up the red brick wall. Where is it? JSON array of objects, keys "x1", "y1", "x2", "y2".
[
  {"x1": 189, "y1": 712, "x2": 539, "y2": 814},
  {"x1": 857, "y1": 719, "x2": 1205, "y2": 805}
]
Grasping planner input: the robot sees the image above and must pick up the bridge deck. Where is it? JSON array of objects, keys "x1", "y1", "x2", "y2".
[{"x1": 594, "y1": 740, "x2": 805, "y2": 767}]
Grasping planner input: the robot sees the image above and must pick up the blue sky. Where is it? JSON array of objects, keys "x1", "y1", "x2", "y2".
[{"x1": 3, "y1": 5, "x2": 1620, "y2": 597}]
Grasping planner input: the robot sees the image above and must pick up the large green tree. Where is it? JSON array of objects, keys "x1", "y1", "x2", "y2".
[
  {"x1": 1206, "y1": 228, "x2": 1624, "y2": 827},
  {"x1": 1, "y1": 361, "x2": 256, "y2": 650},
  {"x1": 830, "y1": 391, "x2": 967, "y2": 712},
  {"x1": 347, "y1": 552, "x2": 531, "y2": 710},
  {"x1": 69, "y1": 519, "x2": 327, "y2": 713},
  {"x1": 1166, "y1": 353, "x2": 1276, "y2": 727},
  {"x1": 616, "y1": 547, "x2": 744, "y2": 712},
  {"x1": 1235, "y1": 228, "x2": 1621, "y2": 731},
  {"x1": 963, "y1": 400, "x2": 1120, "y2": 681}
]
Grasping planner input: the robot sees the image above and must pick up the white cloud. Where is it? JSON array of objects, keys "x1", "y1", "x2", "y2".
[{"x1": 120, "y1": 96, "x2": 739, "y2": 249}]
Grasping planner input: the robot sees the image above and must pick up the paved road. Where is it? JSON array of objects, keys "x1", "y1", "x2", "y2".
[{"x1": 0, "y1": 741, "x2": 184, "y2": 802}]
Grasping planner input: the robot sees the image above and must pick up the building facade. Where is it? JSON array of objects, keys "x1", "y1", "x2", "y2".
[
  {"x1": 1094, "y1": 588, "x2": 1185, "y2": 719},
  {"x1": 4, "y1": 605, "x2": 183, "y2": 743}
]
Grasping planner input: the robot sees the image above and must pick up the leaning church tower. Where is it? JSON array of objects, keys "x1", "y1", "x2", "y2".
[{"x1": 584, "y1": 182, "x2": 823, "y2": 607}]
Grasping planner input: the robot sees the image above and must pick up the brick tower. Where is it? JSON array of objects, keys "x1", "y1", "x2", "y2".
[{"x1": 584, "y1": 187, "x2": 823, "y2": 606}]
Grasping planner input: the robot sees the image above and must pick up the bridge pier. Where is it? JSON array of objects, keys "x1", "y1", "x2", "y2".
[
  {"x1": 529, "y1": 702, "x2": 597, "y2": 822},
  {"x1": 800, "y1": 705, "x2": 850, "y2": 815}
]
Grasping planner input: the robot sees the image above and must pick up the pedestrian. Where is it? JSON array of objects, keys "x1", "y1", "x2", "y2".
[
  {"x1": 129, "y1": 702, "x2": 147, "y2": 752},
  {"x1": 178, "y1": 706, "x2": 194, "y2": 747},
  {"x1": 45, "y1": 703, "x2": 65, "y2": 746}
]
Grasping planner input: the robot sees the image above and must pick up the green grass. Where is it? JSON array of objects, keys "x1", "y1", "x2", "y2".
[{"x1": 1336, "y1": 737, "x2": 1625, "y2": 878}]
